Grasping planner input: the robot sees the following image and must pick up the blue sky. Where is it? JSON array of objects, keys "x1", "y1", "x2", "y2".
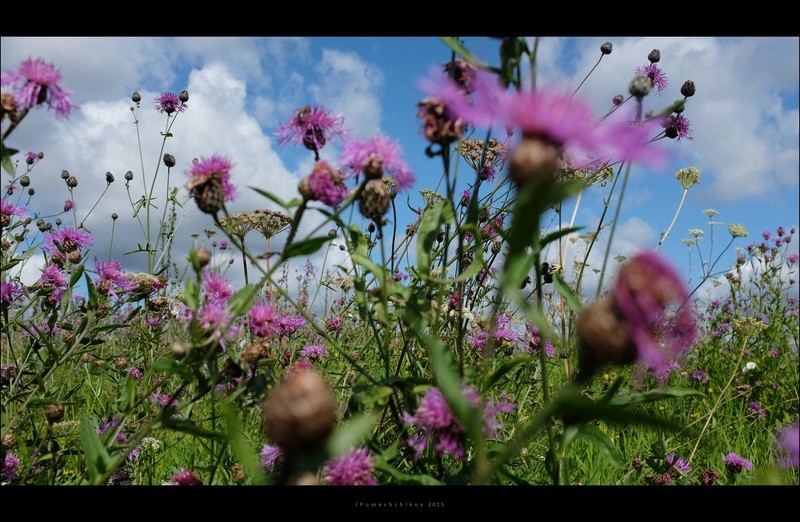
[{"x1": 2, "y1": 37, "x2": 798, "y2": 300}]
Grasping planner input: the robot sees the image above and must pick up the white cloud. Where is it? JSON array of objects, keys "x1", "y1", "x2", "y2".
[{"x1": 309, "y1": 49, "x2": 384, "y2": 138}]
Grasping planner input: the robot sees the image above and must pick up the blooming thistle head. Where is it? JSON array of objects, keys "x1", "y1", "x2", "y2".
[
  {"x1": 43, "y1": 227, "x2": 93, "y2": 260},
  {"x1": 1, "y1": 453, "x2": 20, "y2": 481},
  {"x1": 298, "y1": 160, "x2": 348, "y2": 207},
  {"x1": 439, "y1": 70, "x2": 662, "y2": 186},
  {"x1": 340, "y1": 135, "x2": 414, "y2": 190},
  {"x1": 299, "y1": 344, "x2": 328, "y2": 361},
  {"x1": 322, "y1": 447, "x2": 377, "y2": 485},
  {"x1": 171, "y1": 469, "x2": 202, "y2": 485},
  {"x1": 186, "y1": 155, "x2": 237, "y2": 216},
  {"x1": 0, "y1": 199, "x2": 26, "y2": 227},
  {"x1": 576, "y1": 252, "x2": 697, "y2": 381},
  {"x1": 94, "y1": 257, "x2": 134, "y2": 298},
  {"x1": 661, "y1": 114, "x2": 693, "y2": 141},
  {"x1": 154, "y1": 92, "x2": 186, "y2": 115},
  {"x1": 666, "y1": 453, "x2": 692, "y2": 474},
  {"x1": 416, "y1": 69, "x2": 470, "y2": 146},
  {"x1": 260, "y1": 444, "x2": 283, "y2": 471},
  {"x1": 275, "y1": 105, "x2": 347, "y2": 155},
  {"x1": 1, "y1": 281, "x2": 24, "y2": 309},
  {"x1": 723, "y1": 452, "x2": 753, "y2": 476},
  {"x1": 635, "y1": 63, "x2": 668, "y2": 94},
  {"x1": 201, "y1": 270, "x2": 233, "y2": 305},
  {"x1": 1, "y1": 58, "x2": 77, "y2": 118}
]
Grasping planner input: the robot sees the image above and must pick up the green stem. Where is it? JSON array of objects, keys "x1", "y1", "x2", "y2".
[
  {"x1": 596, "y1": 162, "x2": 632, "y2": 297},
  {"x1": 654, "y1": 188, "x2": 688, "y2": 252}
]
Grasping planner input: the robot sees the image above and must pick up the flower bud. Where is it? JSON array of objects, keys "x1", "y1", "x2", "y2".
[
  {"x1": 105, "y1": 172, "x2": 115, "y2": 183},
  {"x1": 132, "y1": 91, "x2": 141, "y2": 103},
  {"x1": 179, "y1": 90, "x2": 189, "y2": 103},
  {"x1": 45, "y1": 403, "x2": 66, "y2": 424},
  {"x1": 163, "y1": 154, "x2": 176, "y2": 168},
  {"x1": 629, "y1": 75, "x2": 652, "y2": 98},
  {"x1": 600, "y1": 42, "x2": 613, "y2": 55},
  {"x1": 648, "y1": 49, "x2": 661, "y2": 63},
  {"x1": 67, "y1": 176, "x2": 78, "y2": 188},
  {"x1": 124, "y1": 171, "x2": 134, "y2": 181},
  {"x1": 20, "y1": 175, "x2": 30, "y2": 187},
  {"x1": 680, "y1": 80, "x2": 696, "y2": 98}
]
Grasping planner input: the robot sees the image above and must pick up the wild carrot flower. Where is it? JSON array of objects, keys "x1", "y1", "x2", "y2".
[
  {"x1": 171, "y1": 469, "x2": 202, "y2": 485},
  {"x1": 154, "y1": 92, "x2": 186, "y2": 115},
  {"x1": 1, "y1": 58, "x2": 77, "y2": 118},
  {"x1": 723, "y1": 452, "x2": 753, "y2": 476},
  {"x1": 276, "y1": 105, "x2": 346, "y2": 153},
  {"x1": 340, "y1": 135, "x2": 414, "y2": 189},
  {"x1": 322, "y1": 447, "x2": 377, "y2": 485},
  {"x1": 260, "y1": 444, "x2": 283, "y2": 471}
]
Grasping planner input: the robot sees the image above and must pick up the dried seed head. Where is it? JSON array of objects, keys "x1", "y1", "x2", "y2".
[
  {"x1": 66, "y1": 176, "x2": 78, "y2": 188},
  {"x1": 195, "y1": 247, "x2": 212, "y2": 268},
  {"x1": 20, "y1": 175, "x2": 30, "y2": 187},
  {"x1": 124, "y1": 171, "x2": 134, "y2": 181},
  {"x1": 61, "y1": 170, "x2": 70, "y2": 180},
  {"x1": 105, "y1": 172, "x2": 115, "y2": 183},
  {"x1": 45, "y1": 403, "x2": 66, "y2": 424},
  {"x1": 601, "y1": 42, "x2": 613, "y2": 55},
  {"x1": 132, "y1": 91, "x2": 141, "y2": 103},
  {"x1": 648, "y1": 49, "x2": 661, "y2": 63},
  {"x1": 358, "y1": 180, "x2": 391, "y2": 222},
  {"x1": 163, "y1": 154, "x2": 176, "y2": 168},
  {"x1": 179, "y1": 90, "x2": 189, "y2": 103},
  {"x1": 681, "y1": 80, "x2": 696, "y2": 98}
]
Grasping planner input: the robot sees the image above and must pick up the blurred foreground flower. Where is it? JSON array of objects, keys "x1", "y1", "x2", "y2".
[{"x1": 1, "y1": 58, "x2": 77, "y2": 119}]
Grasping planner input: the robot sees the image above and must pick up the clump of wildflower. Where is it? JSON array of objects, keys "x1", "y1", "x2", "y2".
[
  {"x1": 94, "y1": 257, "x2": 135, "y2": 298},
  {"x1": 154, "y1": 92, "x2": 186, "y2": 114},
  {"x1": 276, "y1": 105, "x2": 347, "y2": 154},
  {"x1": 723, "y1": 452, "x2": 753, "y2": 476},
  {"x1": 322, "y1": 447, "x2": 377, "y2": 485},
  {"x1": 298, "y1": 160, "x2": 348, "y2": 207},
  {"x1": 248, "y1": 303, "x2": 279, "y2": 338},
  {"x1": 43, "y1": 227, "x2": 94, "y2": 262},
  {"x1": 1, "y1": 58, "x2": 77, "y2": 118},
  {"x1": 201, "y1": 270, "x2": 233, "y2": 305},
  {"x1": 171, "y1": 469, "x2": 202, "y2": 485},
  {"x1": 186, "y1": 155, "x2": 237, "y2": 216},
  {"x1": 403, "y1": 385, "x2": 515, "y2": 460},
  {"x1": 340, "y1": 135, "x2": 414, "y2": 189},
  {"x1": 691, "y1": 369, "x2": 709, "y2": 384}
]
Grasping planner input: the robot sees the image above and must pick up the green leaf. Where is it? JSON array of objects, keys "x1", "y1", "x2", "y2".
[
  {"x1": 439, "y1": 37, "x2": 488, "y2": 68},
  {"x1": 326, "y1": 413, "x2": 379, "y2": 458},
  {"x1": 184, "y1": 278, "x2": 200, "y2": 312},
  {"x1": 608, "y1": 387, "x2": 705, "y2": 407},
  {"x1": 80, "y1": 415, "x2": 111, "y2": 484},
  {"x1": 84, "y1": 273, "x2": 100, "y2": 311},
  {"x1": 69, "y1": 265, "x2": 85, "y2": 288},
  {"x1": 373, "y1": 456, "x2": 442, "y2": 485},
  {"x1": 222, "y1": 400, "x2": 267, "y2": 484},
  {"x1": 249, "y1": 187, "x2": 289, "y2": 209},
  {"x1": 283, "y1": 235, "x2": 331, "y2": 259},
  {"x1": 552, "y1": 273, "x2": 582, "y2": 313},
  {"x1": 1, "y1": 245, "x2": 39, "y2": 272},
  {"x1": 574, "y1": 424, "x2": 623, "y2": 468},
  {"x1": 227, "y1": 284, "x2": 257, "y2": 318},
  {"x1": 121, "y1": 375, "x2": 137, "y2": 412},
  {"x1": 484, "y1": 356, "x2": 534, "y2": 391},
  {"x1": 1, "y1": 144, "x2": 19, "y2": 175}
]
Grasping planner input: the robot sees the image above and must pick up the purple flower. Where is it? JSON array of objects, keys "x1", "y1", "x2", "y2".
[
  {"x1": 94, "y1": 257, "x2": 135, "y2": 298},
  {"x1": 248, "y1": 303, "x2": 279, "y2": 337},
  {"x1": 761, "y1": 231, "x2": 771, "y2": 241},
  {"x1": 691, "y1": 370, "x2": 709, "y2": 384},
  {"x1": 666, "y1": 453, "x2": 691, "y2": 473},
  {"x1": 97, "y1": 418, "x2": 122, "y2": 437},
  {"x1": 746, "y1": 401, "x2": 766, "y2": 420},
  {"x1": 1, "y1": 281, "x2": 24, "y2": 308},
  {"x1": 459, "y1": 189, "x2": 471, "y2": 206},
  {"x1": 25, "y1": 151, "x2": 39, "y2": 165},
  {"x1": 149, "y1": 393, "x2": 178, "y2": 409},
  {"x1": 277, "y1": 315, "x2": 306, "y2": 336},
  {"x1": 129, "y1": 367, "x2": 143, "y2": 380},
  {"x1": 661, "y1": 114, "x2": 693, "y2": 141},
  {"x1": 218, "y1": 240, "x2": 231, "y2": 250},
  {"x1": 323, "y1": 447, "x2": 377, "y2": 486},
  {"x1": 544, "y1": 340, "x2": 556, "y2": 357},
  {"x1": 438, "y1": 69, "x2": 664, "y2": 168},
  {"x1": 698, "y1": 468, "x2": 721, "y2": 486},
  {"x1": 202, "y1": 270, "x2": 233, "y2": 305},
  {"x1": 326, "y1": 316, "x2": 343, "y2": 332},
  {"x1": 613, "y1": 252, "x2": 698, "y2": 380},
  {"x1": 276, "y1": 105, "x2": 347, "y2": 152},
  {"x1": 340, "y1": 135, "x2": 414, "y2": 190},
  {"x1": 38, "y1": 264, "x2": 68, "y2": 290},
  {"x1": 1, "y1": 58, "x2": 77, "y2": 118},
  {"x1": 187, "y1": 154, "x2": 237, "y2": 203},
  {"x1": 776, "y1": 421, "x2": 799, "y2": 469},
  {"x1": 2, "y1": 453, "x2": 20, "y2": 481},
  {"x1": 63, "y1": 200, "x2": 74, "y2": 211},
  {"x1": 300, "y1": 344, "x2": 328, "y2": 361},
  {"x1": 43, "y1": 227, "x2": 94, "y2": 256},
  {"x1": 260, "y1": 444, "x2": 283, "y2": 471},
  {"x1": 1, "y1": 199, "x2": 27, "y2": 226},
  {"x1": 723, "y1": 452, "x2": 753, "y2": 476},
  {"x1": 197, "y1": 302, "x2": 236, "y2": 345},
  {"x1": 304, "y1": 161, "x2": 348, "y2": 207},
  {"x1": 787, "y1": 254, "x2": 798, "y2": 265},
  {"x1": 154, "y1": 92, "x2": 186, "y2": 115},
  {"x1": 635, "y1": 63, "x2": 669, "y2": 94},
  {"x1": 171, "y1": 469, "x2": 202, "y2": 485}
]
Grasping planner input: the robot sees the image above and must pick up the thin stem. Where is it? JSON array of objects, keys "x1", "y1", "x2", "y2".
[
  {"x1": 571, "y1": 54, "x2": 604, "y2": 98},
  {"x1": 596, "y1": 162, "x2": 632, "y2": 297},
  {"x1": 654, "y1": 188, "x2": 688, "y2": 252}
]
